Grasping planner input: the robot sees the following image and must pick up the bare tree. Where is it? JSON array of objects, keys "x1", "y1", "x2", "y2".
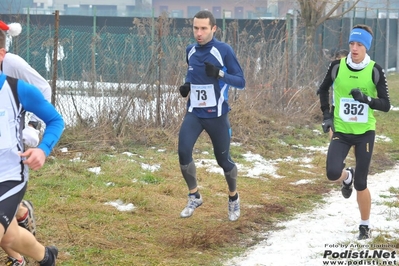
[{"x1": 296, "y1": 0, "x2": 361, "y2": 48}]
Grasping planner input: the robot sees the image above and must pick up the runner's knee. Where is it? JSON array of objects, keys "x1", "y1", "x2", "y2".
[
  {"x1": 354, "y1": 179, "x2": 367, "y2": 191},
  {"x1": 326, "y1": 167, "x2": 342, "y2": 181}
]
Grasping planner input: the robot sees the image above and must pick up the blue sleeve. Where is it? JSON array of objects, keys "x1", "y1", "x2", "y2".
[
  {"x1": 221, "y1": 45, "x2": 245, "y2": 89},
  {"x1": 17, "y1": 80, "x2": 64, "y2": 156}
]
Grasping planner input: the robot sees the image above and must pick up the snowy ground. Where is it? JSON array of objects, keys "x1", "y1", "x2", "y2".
[
  {"x1": 226, "y1": 165, "x2": 399, "y2": 266},
  {"x1": 73, "y1": 143, "x2": 398, "y2": 265},
  {"x1": 59, "y1": 106, "x2": 399, "y2": 265}
]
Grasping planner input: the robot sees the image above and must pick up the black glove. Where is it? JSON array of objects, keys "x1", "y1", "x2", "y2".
[
  {"x1": 179, "y1": 82, "x2": 190, "y2": 97},
  {"x1": 349, "y1": 88, "x2": 370, "y2": 104},
  {"x1": 204, "y1": 62, "x2": 220, "y2": 78},
  {"x1": 321, "y1": 111, "x2": 334, "y2": 133}
]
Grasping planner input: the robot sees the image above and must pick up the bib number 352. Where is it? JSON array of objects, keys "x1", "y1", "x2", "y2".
[{"x1": 339, "y1": 98, "x2": 368, "y2": 123}]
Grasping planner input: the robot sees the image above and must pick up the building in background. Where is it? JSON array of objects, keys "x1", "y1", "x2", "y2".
[
  {"x1": 151, "y1": 0, "x2": 294, "y2": 19},
  {"x1": 1, "y1": 0, "x2": 33, "y2": 13},
  {"x1": 1, "y1": 0, "x2": 294, "y2": 18},
  {"x1": 52, "y1": 0, "x2": 152, "y2": 17},
  {"x1": 1, "y1": 0, "x2": 153, "y2": 17},
  {"x1": 355, "y1": 0, "x2": 399, "y2": 18},
  {"x1": 0, "y1": 0, "x2": 397, "y2": 19}
]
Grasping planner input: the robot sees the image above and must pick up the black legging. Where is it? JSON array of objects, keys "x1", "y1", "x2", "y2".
[
  {"x1": 178, "y1": 112, "x2": 235, "y2": 172},
  {"x1": 326, "y1": 130, "x2": 375, "y2": 191},
  {"x1": 0, "y1": 181, "x2": 27, "y2": 232}
]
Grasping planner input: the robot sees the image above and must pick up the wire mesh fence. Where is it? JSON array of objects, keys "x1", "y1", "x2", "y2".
[{"x1": 2, "y1": 12, "x2": 399, "y2": 138}]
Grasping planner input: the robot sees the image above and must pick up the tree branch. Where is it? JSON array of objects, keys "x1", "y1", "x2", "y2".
[{"x1": 316, "y1": 0, "x2": 361, "y2": 27}]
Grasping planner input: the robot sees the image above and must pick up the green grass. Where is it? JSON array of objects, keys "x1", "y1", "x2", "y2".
[{"x1": 6, "y1": 74, "x2": 399, "y2": 265}]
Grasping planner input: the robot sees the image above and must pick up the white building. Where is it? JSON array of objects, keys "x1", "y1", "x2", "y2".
[{"x1": 25, "y1": 0, "x2": 152, "y2": 16}]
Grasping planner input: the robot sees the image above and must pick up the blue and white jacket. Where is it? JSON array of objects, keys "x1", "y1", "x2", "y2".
[
  {"x1": 185, "y1": 37, "x2": 245, "y2": 118},
  {"x1": 0, "y1": 73, "x2": 64, "y2": 182}
]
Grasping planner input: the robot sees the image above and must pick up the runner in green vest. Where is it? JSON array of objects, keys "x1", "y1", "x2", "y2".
[{"x1": 318, "y1": 24, "x2": 391, "y2": 240}]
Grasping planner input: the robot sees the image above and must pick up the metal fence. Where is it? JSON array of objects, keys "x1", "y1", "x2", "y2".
[
  {"x1": 1, "y1": 13, "x2": 398, "y2": 131},
  {"x1": 4, "y1": 13, "x2": 399, "y2": 81}
]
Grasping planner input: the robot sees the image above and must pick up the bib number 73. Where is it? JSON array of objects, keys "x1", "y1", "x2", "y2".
[
  {"x1": 189, "y1": 84, "x2": 216, "y2": 108},
  {"x1": 196, "y1": 90, "x2": 208, "y2": 101}
]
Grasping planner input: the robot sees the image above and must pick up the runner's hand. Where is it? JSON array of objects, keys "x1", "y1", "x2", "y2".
[
  {"x1": 20, "y1": 148, "x2": 46, "y2": 170},
  {"x1": 349, "y1": 88, "x2": 370, "y2": 104},
  {"x1": 322, "y1": 111, "x2": 334, "y2": 133},
  {"x1": 179, "y1": 82, "x2": 190, "y2": 97},
  {"x1": 322, "y1": 118, "x2": 334, "y2": 133},
  {"x1": 204, "y1": 62, "x2": 220, "y2": 78}
]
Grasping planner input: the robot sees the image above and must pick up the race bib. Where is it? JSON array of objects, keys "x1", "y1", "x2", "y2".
[
  {"x1": 0, "y1": 109, "x2": 12, "y2": 149},
  {"x1": 339, "y1": 98, "x2": 369, "y2": 123},
  {"x1": 189, "y1": 84, "x2": 217, "y2": 108}
]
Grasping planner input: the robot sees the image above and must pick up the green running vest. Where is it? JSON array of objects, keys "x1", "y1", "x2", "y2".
[{"x1": 333, "y1": 58, "x2": 377, "y2": 134}]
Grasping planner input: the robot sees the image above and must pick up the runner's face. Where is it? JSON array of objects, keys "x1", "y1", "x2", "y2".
[
  {"x1": 193, "y1": 18, "x2": 216, "y2": 45},
  {"x1": 349, "y1": 42, "x2": 367, "y2": 63}
]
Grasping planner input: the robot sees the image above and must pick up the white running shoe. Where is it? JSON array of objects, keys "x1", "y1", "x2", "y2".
[
  {"x1": 228, "y1": 195, "x2": 240, "y2": 221},
  {"x1": 180, "y1": 194, "x2": 203, "y2": 218}
]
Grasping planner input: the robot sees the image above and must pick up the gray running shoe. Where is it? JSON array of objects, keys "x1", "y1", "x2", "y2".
[
  {"x1": 5, "y1": 256, "x2": 26, "y2": 266},
  {"x1": 228, "y1": 196, "x2": 240, "y2": 221},
  {"x1": 341, "y1": 167, "x2": 355, "y2": 199},
  {"x1": 180, "y1": 194, "x2": 203, "y2": 218},
  {"x1": 18, "y1": 200, "x2": 36, "y2": 236}
]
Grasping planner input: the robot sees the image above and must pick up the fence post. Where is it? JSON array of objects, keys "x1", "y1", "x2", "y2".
[
  {"x1": 222, "y1": 10, "x2": 226, "y2": 42},
  {"x1": 151, "y1": 8, "x2": 155, "y2": 53},
  {"x1": 51, "y1": 10, "x2": 59, "y2": 106},
  {"x1": 26, "y1": 8, "x2": 30, "y2": 63},
  {"x1": 91, "y1": 7, "x2": 97, "y2": 91},
  {"x1": 385, "y1": 1, "x2": 390, "y2": 73},
  {"x1": 293, "y1": 8, "x2": 298, "y2": 85},
  {"x1": 350, "y1": 7, "x2": 354, "y2": 32},
  {"x1": 372, "y1": 10, "x2": 378, "y2": 64},
  {"x1": 397, "y1": 17, "x2": 399, "y2": 73},
  {"x1": 156, "y1": 16, "x2": 162, "y2": 127},
  {"x1": 285, "y1": 12, "x2": 291, "y2": 93}
]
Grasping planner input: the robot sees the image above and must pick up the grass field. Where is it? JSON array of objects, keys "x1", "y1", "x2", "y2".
[{"x1": 3, "y1": 74, "x2": 399, "y2": 265}]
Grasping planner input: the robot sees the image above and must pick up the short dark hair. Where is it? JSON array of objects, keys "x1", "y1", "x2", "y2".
[
  {"x1": 353, "y1": 24, "x2": 373, "y2": 37},
  {"x1": 194, "y1": 10, "x2": 216, "y2": 28}
]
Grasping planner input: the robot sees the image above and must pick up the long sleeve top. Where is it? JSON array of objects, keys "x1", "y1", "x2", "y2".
[
  {"x1": 318, "y1": 59, "x2": 390, "y2": 114},
  {"x1": 0, "y1": 73, "x2": 64, "y2": 182},
  {"x1": 184, "y1": 37, "x2": 245, "y2": 118}
]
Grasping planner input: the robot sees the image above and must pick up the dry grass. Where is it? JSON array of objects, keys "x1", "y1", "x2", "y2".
[
  {"x1": 2, "y1": 75, "x2": 398, "y2": 265},
  {"x1": 4, "y1": 128, "x2": 336, "y2": 265}
]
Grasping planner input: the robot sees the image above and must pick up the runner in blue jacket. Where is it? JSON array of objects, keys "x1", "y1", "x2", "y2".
[{"x1": 178, "y1": 10, "x2": 245, "y2": 221}]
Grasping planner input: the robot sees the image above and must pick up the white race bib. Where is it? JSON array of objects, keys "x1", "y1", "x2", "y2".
[
  {"x1": 339, "y1": 98, "x2": 369, "y2": 123},
  {"x1": 189, "y1": 84, "x2": 216, "y2": 108},
  {"x1": 0, "y1": 109, "x2": 12, "y2": 149}
]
